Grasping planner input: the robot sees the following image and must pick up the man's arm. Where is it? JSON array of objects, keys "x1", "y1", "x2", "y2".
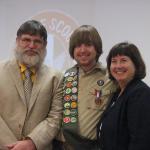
[{"x1": 27, "y1": 74, "x2": 63, "y2": 150}]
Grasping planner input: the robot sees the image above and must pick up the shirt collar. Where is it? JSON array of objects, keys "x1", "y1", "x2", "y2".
[
  {"x1": 19, "y1": 63, "x2": 36, "y2": 74},
  {"x1": 75, "y1": 62, "x2": 106, "y2": 75}
]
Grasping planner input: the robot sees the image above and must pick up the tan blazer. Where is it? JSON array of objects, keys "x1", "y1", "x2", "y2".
[{"x1": 0, "y1": 59, "x2": 63, "y2": 150}]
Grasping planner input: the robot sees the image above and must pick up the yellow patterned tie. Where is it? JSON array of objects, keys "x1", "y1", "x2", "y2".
[{"x1": 24, "y1": 68, "x2": 33, "y2": 106}]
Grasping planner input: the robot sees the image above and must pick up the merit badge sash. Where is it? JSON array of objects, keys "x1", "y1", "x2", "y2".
[{"x1": 63, "y1": 67, "x2": 79, "y2": 131}]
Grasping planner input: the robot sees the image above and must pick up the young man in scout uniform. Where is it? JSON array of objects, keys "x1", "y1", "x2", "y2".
[{"x1": 53, "y1": 25, "x2": 117, "y2": 150}]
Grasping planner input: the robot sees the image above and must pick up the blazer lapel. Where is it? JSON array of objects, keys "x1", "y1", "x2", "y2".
[
  {"x1": 8, "y1": 59, "x2": 27, "y2": 106},
  {"x1": 28, "y1": 65, "x2": 45, "y2": 113}
]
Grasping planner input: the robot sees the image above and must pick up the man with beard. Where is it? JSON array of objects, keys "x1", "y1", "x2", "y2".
[{"x1": 0, "y1": 20, "x2": 63, "y2": 150}]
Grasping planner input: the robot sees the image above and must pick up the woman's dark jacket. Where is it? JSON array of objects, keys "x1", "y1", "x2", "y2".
[{"x1": 97, "y1": 79, "x2": 150, "y2": 150}]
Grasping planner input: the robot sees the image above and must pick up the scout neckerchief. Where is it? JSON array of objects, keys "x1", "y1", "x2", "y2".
[{"x1": 63, "y1": 67, "x2": 79, "y2": 131}]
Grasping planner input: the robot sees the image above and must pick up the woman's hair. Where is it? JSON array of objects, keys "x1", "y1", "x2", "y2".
[
  {"x1": 107, "y1": 42, "x2": 146, "y2": 80},
  {"x1": 69, "y1": 25, "x2": 103, "y2": 62}
]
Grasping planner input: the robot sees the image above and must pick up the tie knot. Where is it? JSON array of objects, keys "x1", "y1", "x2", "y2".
[{"x1": 25, "y1": 68, "x2": 32, "y2": 78}]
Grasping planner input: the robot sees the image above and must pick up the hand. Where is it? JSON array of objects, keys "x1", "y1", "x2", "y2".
[
  {"x1": 6, "y1": 140, "x2": 36, "y2": 150},
  {"x1": 0, "y1": 145, "x2": 10, "y2": 150}
]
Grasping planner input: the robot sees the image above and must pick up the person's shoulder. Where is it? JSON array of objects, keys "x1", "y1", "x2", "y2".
[
  {"x1": 131, "y1": 80, "x2": 149, "y2": 88},
  {"x1": 126, "y1": 80, "x2": 150, "y2": 105},
  {"x1": 137, "y1": 80, "x2": 150, "y2": 91},
  {"x1": 96, "y1": 62, "x2": 107, "y2": 74},
  {"x1": 129, "y1": 80, "x2": 150, "y2": 95},
  {"x1": 0, "y1": 59, "x2": 12, "y2": 69},
  {"x1": 61, "y1": 65, "x2": 77, "y2": 77},
  {"x1": 41, "y1": 64, "x2": 63, "y2": 78},
  {"x1": 64, "y1": 65, "x2": 77, "y2": 72}
]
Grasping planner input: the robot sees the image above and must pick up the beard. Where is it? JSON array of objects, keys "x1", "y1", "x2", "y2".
[{"x1": 14, "y1": 45, "x2": 47, "y2": 68}]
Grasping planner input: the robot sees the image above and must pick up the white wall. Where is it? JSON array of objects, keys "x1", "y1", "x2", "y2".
[{"x1": 0, "y1": 0, "x2": 150, "y2": 85}]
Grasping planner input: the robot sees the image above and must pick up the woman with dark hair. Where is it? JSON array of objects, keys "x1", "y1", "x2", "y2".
[{"x1": 97, "y1": 42, "x2": 150, "y2": 150}]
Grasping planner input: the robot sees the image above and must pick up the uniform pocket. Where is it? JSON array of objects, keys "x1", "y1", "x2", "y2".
[{"x1": 87, "y1": 90, "x2": 114, "y2": 110}]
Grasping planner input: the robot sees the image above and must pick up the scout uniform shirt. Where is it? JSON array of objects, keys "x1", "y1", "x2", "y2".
[{"x1": 63, "y1": 62, "x2": 117, "y2": 140}]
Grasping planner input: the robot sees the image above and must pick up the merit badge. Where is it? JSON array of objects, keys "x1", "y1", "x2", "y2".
[
  {"x1": 66, "y1": 82, "x2": 72, "y2": 88},
  {"x1": 67, "y1": 77, "x2": 74, "y2": 82},
  {"x1": 71, "y1": 109, "x2": 77, "y2": 116},
  {"x1": 64, "y1": 95, "x2": 71, "y2": 101},
  {"x1": 72, "y1": 87, "x2": 77, "y2": 93},
  {"x1": 64, "y1": 109, "x2": 71, "y2": 115},
  {"x1": 64, "y1": 72, "x2": 70, "y2": 77},
  {"x1": 71, "y1": 117, "x2": 77, "y2": 123},
  {"x1": 64, "y1": 102, "x2": 71, "y2": 108},
  {"x1": 71, "y1": 95, "x2": 77, "y2": 101},
  {"x1": 65, "y1": 88, "x2": 72, "y2": 94},
  {"x1": 71, "y1": 102, "x2": 77, "y2": 108},
  {"x1": 72, "y1": 81, "x2": 77, "y2": 87},
  {"x1": 70, "y1": 71, "x2": 76, "y2": 76},
  {"x1": 97, "y1": 80, "x2": 104, "y2": 86},
  {"x1": 63, "y1": 117, "x2": 71, "y2": 123},
  {"x1": 73, "y1": 75, "x2": 77, "y2": 81}
]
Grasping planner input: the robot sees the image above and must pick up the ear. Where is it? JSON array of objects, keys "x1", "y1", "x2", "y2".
[
  {"x1": 44, "y1": 40, "x2": 47, "y2": 47},
  {"x1": 16, "y1": 37, "x2": 19, "y2": 44}
]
